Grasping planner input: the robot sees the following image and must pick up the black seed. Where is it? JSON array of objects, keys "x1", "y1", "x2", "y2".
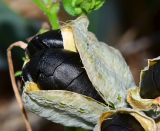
[
  {"x1": 22, "y1": 49, "x2": 46, "y2": 82},
  {"x1": 67, "y1": 71, "x2": 105, "y2": 103},
  {"x1": 22, "y1": 49, "x2": 105, "y2": 103},
  {"x1": 38, "y1": 49, "x2": 78, "y2": 76},
  {"x1": 101, "y1": 113, "x2": 144, "y2": 131},
  {"x1": 140, "y1": 62, "x2": 160, "y2": 99},
  {"x1": 26, "y1": 30, "x2": 63, "y2": 58}
]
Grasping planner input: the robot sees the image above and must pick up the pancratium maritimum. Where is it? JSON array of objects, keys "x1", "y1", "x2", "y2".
[{"x1": 8, "y1": 16, "x2": 160, "y2": 131}]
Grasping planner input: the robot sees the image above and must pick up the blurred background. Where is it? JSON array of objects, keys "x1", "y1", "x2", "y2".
[{"x1": 0, "y1": 0, "x2": 160, "y2": 130}]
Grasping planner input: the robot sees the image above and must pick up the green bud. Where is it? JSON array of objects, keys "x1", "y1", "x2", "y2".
[{"x1": 62, "y1": 0, "x2": 106, "y2": 16}]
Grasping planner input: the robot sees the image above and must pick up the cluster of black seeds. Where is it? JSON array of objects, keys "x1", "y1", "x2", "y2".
[{"x1": 22, "y1": 30, "x2": 104, "y2": 103}]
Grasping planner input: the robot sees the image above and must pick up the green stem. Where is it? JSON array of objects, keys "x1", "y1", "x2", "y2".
[
  {"x1": 48, "y1": 2, "x2": 60, "y2": 29},
  {"x1": 32, "y1": 0, "x2": 60, "y2": 29},
  {"x1": 48, "y1": 13, "x2": 59, "y2": 29}
]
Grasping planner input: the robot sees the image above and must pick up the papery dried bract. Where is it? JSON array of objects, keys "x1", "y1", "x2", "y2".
[
  {"x1": 127, "y1": 89, "x2": 160, "y2": 121},
  {"x1": 67, "y1": 16, "x2": 135, "y2": 108},
  {"x1": 22, "y1": 82, "x2": 108, "y2": 129},
  {"x1": 127, "y1": 87, "x2": 155, "y2": 111}
]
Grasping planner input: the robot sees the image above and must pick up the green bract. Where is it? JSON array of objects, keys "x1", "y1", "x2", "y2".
[{"x1": 62, "y1": 0, "x2": 106, "y2": 16}]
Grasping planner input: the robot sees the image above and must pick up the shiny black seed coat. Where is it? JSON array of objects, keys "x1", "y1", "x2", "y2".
[
  {"x1": 101, "y1": 113, "x2": 144, "y2": 131},
  {"x1": 26, "y1": 30, "x2": 63, "y2": 58},
  {"x1": 23, "y1": 30, "x2": 105, "y2": 103},
  {"x1": 140, "y1": 63, "x2": 160, "y2": 99},
  {"x1": 23, "y1": 49, "x2": 104, "y2": 102}
]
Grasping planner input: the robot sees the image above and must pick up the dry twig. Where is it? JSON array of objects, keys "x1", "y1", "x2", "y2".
[{"x1": 7, "y1": 41, "x2": 32, "y2": 131}]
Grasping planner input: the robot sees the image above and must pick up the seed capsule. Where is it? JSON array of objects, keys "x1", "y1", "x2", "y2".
[{"x1": 23, "y1": 30, "x2": 105, "y2": 103}]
